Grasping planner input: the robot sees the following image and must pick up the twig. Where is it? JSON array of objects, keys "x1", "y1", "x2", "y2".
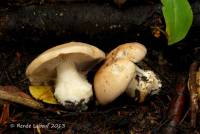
[
  {"x1": 160, "y1": 73, "x2": 187, "y2": 133},
  {"x1": 0, "y1": 103, "x2": 10, "y2": 125},
  {"x1": 179, "y1": 108, "x2": 190, "y2": 125},
  {"x1": 188, "y1": 61, "x2": 199, "y2": 128},
  {"x1": 0, "y1": 86, "x2": 44, "y2": 110},
  {"x1": 196, "y1": 67, "x2": 200, "y2": 102}
]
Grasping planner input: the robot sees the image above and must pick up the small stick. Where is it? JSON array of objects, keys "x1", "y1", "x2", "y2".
[
  {"x1": 0, "y1": 86, "x2": 69, "y2": 114},
  {"x1": 160, "y1": 73, "x2": 187, "y2": 134},
  {"x1": 196, "y1": 67, "x2": 200, "y2": 100},
  {"x1": 188, "y1": 61, "x2": 199, "y2": 128},
  {"x1": 0, "y1": 103, "x2": 10, "y2": 125},
  {"x1": 0, "y1": 86, "x2": 44, "y2": 110}
]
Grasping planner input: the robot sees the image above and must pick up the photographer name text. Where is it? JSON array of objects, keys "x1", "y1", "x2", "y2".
[{"x1": 10, "y1": 122, "x2": 65, "y2": 129}]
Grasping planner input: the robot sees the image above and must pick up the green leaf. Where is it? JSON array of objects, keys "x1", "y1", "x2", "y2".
[{"x1": 161, "y1": 0, "x2": 193, "y2": 45}]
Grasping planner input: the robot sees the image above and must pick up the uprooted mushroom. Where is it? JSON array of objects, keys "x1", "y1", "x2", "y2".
[
  {"x1": 94, "y1": 42, "x2": 162, "y2": 105},
  {"x1": 26, "y1": 42, "x2": 105, "y2": 109}
]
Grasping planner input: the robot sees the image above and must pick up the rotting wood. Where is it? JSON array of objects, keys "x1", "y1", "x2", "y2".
[{"x1": 0, "y1": 1, "x2": 199, "y2": 45}]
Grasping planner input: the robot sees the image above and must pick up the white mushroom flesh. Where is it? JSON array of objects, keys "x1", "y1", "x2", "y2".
[{"x1": 54, "y1": 60, "x2": 93, "y2": 106}]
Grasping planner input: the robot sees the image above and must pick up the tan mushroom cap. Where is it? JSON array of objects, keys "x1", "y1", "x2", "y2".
[
  {"x1": 94, "y1": 59, "x2": 136, "y2": 105},
  {"x1": 106, "y1": 42, "x2": 147, "y2": 63},
  {"x1": 94, "y1": 42, "x2": 147, "y2": 105},
  {"x1": 26, "y1": 42, "x2": 105, "y2": 85}
]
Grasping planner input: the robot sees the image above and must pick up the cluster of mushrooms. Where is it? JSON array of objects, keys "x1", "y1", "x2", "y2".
[{"x1": 26, "y1": 42, "x2": 162, "y2": 109}]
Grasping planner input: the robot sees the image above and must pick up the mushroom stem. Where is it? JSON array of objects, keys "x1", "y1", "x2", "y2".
[
  {"x1": 135, "y1": 65, "x2": 147, "y2": 75},
  {"x1": 126, "y1": 64, "x2": 162, "y2": 102},
  {"x1": 54, "y1": 61, "x2": 93, "y2": 106}
]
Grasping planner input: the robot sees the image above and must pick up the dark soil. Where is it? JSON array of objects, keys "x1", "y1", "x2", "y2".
[
  {"x1": 0, "y1": 33, "x2": 199, "y2": 134},
  {"x1": 0, "y1": 1, "x2": 200, "y2": 132}
]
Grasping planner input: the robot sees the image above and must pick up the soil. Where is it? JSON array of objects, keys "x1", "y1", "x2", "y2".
[
  {"x1": 0, "y1": 6, "x2": 200, "y2": 134},
  {"x1": 0, "y1": 34, "x2": 199, "y2": 134}
]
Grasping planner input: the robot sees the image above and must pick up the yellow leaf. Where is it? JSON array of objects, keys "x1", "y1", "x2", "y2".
[{"x1": 29, "y1": 86, "x2": 58, "y2": 104}]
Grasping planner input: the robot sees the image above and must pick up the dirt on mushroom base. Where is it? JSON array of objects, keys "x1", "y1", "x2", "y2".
[{"x1": 0, "y1": 41, "x2": 198, "y2": 134}]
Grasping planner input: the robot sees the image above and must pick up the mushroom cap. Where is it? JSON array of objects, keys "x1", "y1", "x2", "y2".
[
  {"x1": 106, "y1": 42, "x2": 147, "y2": 63},
  {"x1": 26, "y1": 42, "x2": 105, "y2": 85},
  {"x1": 94, "y1": 59, "x2": 136, "y2": 105},
  {"x1": 94, "y1": 42, "x2": 146, "y2": 105}
]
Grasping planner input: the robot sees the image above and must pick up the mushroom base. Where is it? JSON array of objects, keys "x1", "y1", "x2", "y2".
[
  {"x1": 63, "y1": 96, "x2": 93, "y2": 111},
  {"x1": 126, "y1": 67, "x2": 162, "y2": 103},
  {"x1": 54, "y1": 61, "x2": 93, "y2": 109}
]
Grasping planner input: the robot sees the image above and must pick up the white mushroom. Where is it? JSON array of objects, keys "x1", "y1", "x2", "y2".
[
  {"x1": 26, "y1": 42, "x2": 105, "y2": 108},
  {"x1": 94, "y1": 42, "x2": 161, "y2": 105}
]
